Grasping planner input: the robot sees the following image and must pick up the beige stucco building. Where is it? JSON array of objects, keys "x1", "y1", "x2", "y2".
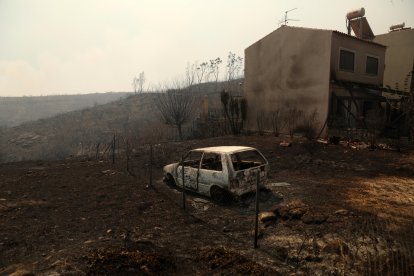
[
  {"x1": 374, "y1": 28, "x2": 414, "y2": 93},
  {"x1": 244, "y1": 25, "x2": 386, "y2": 136}
]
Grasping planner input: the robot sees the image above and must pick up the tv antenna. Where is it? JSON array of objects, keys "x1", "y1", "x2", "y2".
[{"x1": 278, "y1": 8, "x2": 300, "y2": 26}]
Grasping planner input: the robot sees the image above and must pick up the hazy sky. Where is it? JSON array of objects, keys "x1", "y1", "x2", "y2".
[{"x1": 1, "y1": 0, "x2": 413, "y2": 97}]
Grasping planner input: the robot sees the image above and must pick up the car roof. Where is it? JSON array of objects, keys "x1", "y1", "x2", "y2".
[{"x1": 192, "y1": 146, "x2": 257, "y2": 154}]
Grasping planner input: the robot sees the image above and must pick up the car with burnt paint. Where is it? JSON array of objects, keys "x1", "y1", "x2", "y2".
[{"x1": 162, "y1": 146, "x2": 268, "y2": 202}]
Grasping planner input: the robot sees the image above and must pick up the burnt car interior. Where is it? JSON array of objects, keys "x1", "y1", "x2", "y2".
[
  {"x1": 200, "y1": 153, "x2": 222, "y2": 171},
  {"x1": 182, "y1": 151, "x2": 202, "y2": 168},
  {"x1": 230, "y1": 150, "x2": 266, "y2": 171}
]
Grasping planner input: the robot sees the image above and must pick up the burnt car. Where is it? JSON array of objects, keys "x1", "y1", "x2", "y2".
[{"x1": 163, "y1": 146, "x2": 268, "y2": 202}]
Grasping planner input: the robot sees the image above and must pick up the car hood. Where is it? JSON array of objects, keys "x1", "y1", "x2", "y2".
[{"x1": 163, "y1": 163, "x2": 179, "y2": 174}]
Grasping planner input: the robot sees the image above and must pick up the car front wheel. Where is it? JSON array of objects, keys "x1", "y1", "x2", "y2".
[
  {"x1": 210, "y1": 186, "x2": 231, "y2": 204},
  {"x1": 164, "y1": 174, "x2": 176, "y2": 187}
]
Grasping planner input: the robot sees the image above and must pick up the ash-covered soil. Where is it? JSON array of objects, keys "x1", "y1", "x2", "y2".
[{"x1": 1, "y1": 135, "x2": 413, "y2": 275}]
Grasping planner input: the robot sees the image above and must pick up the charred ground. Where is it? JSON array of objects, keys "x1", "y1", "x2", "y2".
[{"x1": 1, "y1": 135, "x2": 413, "y2": 275}]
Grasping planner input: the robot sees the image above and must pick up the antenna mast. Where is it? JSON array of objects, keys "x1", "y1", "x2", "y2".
[{"x1": 279, "y1": 8, "x2": 299, "y2": 26}]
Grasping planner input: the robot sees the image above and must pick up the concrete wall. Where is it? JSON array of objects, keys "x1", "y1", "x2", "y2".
[
  {"x1": 331, "y1": 32, "x2": 386, "y2": 86},
  {"x1": 374, "y1": 28, "x2": 414, "y2": 92},
  {"x1": 244, "y1": 26, "x2": 332, "y2": 134}
]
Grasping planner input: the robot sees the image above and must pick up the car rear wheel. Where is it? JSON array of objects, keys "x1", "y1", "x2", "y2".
[{"x1": 210, "y1": 186, "x2": 231, "y2": 203}]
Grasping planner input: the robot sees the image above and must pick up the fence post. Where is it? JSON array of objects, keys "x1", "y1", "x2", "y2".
[
  {"x1": 254, "y1": 172, "x2": 260, "y2": 249},
  {"x1": 149, "y1": 144, "x2": 153, "y2": 188},
  {"x1": 117, "y1": 135, "x2": 120, "y2": 159},
  {"x1": 182, "y1": 156, "x2": 186, "y2": 211},
  {"x1": 126, "y1": 139, "x2": 130, "y2": 174},
  {"x1": 112, "y1": 134, "x2": 116, "y2": 164},
  {"x1": 95, "y1": 142, "x2": 100, "y2": 160}
]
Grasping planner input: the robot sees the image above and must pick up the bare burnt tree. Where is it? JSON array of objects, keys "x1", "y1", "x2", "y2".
[
  {"x1": 209, "y1": 57, "x2": 222, "y2": 91},
  {"x1": 185, "y1": 62, "x2": 197, "y2": 90},
  {"x1": 132, "y1": 71, "x2": 146, "y2": 94},
  {"x1": 226, "y1": 52, "x2": 243, "y2": 81},
  {"x1": 155, "y1": 82, "x2": 198, "y2": 141},
  {"x1": 225, "y1": 52, "x2": 243, "y2": 93},
  {"x1": 196, "y1": 61, "x2": 208, "y2": 92},
  {"x1": 220, "y1": 90, "x2": 247, "y2": 135},
  {"x1": 218, "y1": 52, "x2": 246, "y2": 135}
]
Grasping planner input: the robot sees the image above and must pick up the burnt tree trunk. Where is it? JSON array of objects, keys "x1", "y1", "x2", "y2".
[{"x1": 177, "y1": 124, "x2": 183, "y2": 141}]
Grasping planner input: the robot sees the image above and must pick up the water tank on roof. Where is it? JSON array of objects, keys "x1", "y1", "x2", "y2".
[
  {"x1": 346, "y1": 8, "x2": 365, "y2": 20},
  {"x1": 390, "y1": 22, "x2": 405, "y2": 31}
]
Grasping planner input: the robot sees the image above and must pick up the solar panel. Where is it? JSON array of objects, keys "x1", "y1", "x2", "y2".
[{"x1": 349, "y1": 17, "x2": 375, "y2": 40}]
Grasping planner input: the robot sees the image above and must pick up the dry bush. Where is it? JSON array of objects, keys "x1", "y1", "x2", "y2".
[
  {"x1": 341, "y1": 215, "x2": 414, "y2": 275},
  {"x1": 270, "y1": 108, "x2": 285, "y2": 137},
  {"x1": 194, "y1": 118, "x2": 230, "y2": 139},
  {"x1": 285, "y1": 107, "x2": 304, "y2": 138},
  {"x1": 297, "y1": 109, "x2": 319, "y2": 140},
  {"x1": 140, "y1": 122, "x2": 170, "y2": 145},
  {"x1": 277, "y1": 214, "x2": 414, "y2": 275},
  {"x1": 256, "y1": 111, "x2": 267, "y2": 136},
  {"x1": 365, "y1": 106, "x2": 386, "y2": 148}
]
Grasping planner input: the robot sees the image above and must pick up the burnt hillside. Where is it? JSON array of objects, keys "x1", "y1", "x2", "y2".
[
  {"x1": 0, "y1": 93, "x2": 158, "y2": 163},
  {"x1": 0, "y1": 92, "x2": 131, "y2": 127},
  {"x1": 0, "y1": 80, "x2": 243, "y2": 163}
]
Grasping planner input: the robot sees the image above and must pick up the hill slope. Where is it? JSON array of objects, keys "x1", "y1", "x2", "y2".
[
  {"x1": 0, "y1": 88, "x2": 226, "y2": 163},
  {"x1": 0, "y1": 92, "x2": 131, "y2": 127},
  {"x1": 0, "y1": 80, "x2": 244, "y2": 163},
  {"x1": 0, "y1": 93, "x2": 159, "y2": 162}
]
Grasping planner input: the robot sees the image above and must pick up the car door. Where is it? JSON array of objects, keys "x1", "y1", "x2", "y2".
[
  {"x1": 197, "y1": 152, "x2": 228, "y2": 195},
  {"x1": 176, "y1": 150, "x2": 202, "y2": 190}
]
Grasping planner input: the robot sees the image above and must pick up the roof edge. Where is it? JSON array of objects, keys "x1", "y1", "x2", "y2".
[
  {"x1": 245, "y1": 25, "x2": 333, "y2": 51},
  {"x1": 245, "y1": 25, "x2": 387, "y2": 51},
  {"x1": 332, "y1": 31, "x2": 386, "y2": 48}
]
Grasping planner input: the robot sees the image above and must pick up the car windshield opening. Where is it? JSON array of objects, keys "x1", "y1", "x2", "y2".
[{"x1": 183, "y1": 151, "x2": 203, "y2": 168}]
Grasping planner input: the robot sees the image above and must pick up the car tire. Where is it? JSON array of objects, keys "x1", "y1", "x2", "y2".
[
  {"x1": 210, "y1": 186, "x2": 231, "y2": 204},
  {"x1": 165, "y1": 174, "x2": 176, "y2": 187}
]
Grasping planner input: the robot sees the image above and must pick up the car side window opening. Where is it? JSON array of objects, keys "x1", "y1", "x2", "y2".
[
  {"x1": 230, "y1": 150, "x2": 266, "y2": 171},
  {"x1": 201, "y1": 152, "x2": 222, "y2": 171},
  {"x1": 183, "y1": 151, "x2": 203, "y2": 169}
]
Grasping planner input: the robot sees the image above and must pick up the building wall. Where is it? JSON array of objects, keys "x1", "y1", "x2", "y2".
[
  {"x1": 244, "y1": 26, "x2": 332, "y2": 134},
  {"x1": 374, "y1": 28, "x2": 414, "y2": 92},
  {"x1": 330, "y1": 32, "x2": 386, "y2": 86}
]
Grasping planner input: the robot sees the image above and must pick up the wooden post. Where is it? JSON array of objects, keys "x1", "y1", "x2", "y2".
[
  {"x1": 181, "y1": 156, "x2": 186, "y2": 211},
  {"x1": 149, "y1": 144, "x2": 153, "y2": 188},
  {"x1": 254, "y1": 172, "x2": 260, "y2": 249}
]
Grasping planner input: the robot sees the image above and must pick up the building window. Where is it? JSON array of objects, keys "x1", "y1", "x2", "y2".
[
  {"x1": 366, "y1": 56, "x2": 378, "y2": 75},
  {"x1": 339, "y1": 49, "x2": 355, "y2": 71}
]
